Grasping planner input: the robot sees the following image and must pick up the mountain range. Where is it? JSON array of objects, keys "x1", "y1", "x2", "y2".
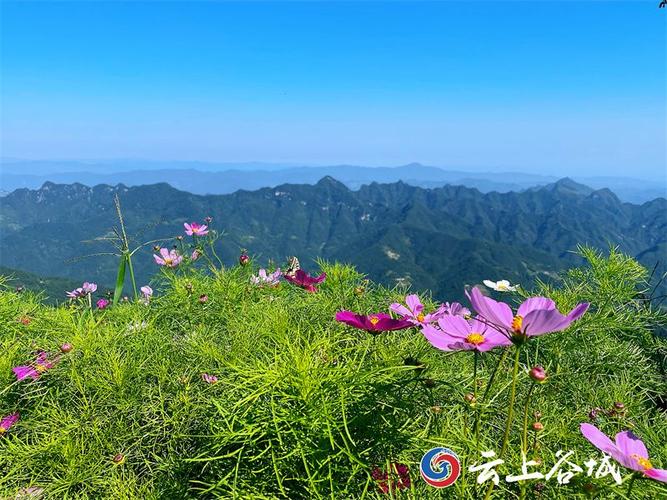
[
  {"x1": 0, "y1": 177, "x2": 664, "y2": 302},
  {"x1": 1, "y1": 159, "x2": 664, "y2": 204}
]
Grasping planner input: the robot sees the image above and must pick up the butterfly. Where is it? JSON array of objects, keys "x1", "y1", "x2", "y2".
[{"x1": 285, "y1": 256, "x2": 300, "y2": 278}]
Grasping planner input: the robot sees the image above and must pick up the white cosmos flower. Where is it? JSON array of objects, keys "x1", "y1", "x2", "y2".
[{"x1": 483, "y1": 279, "x2": 518, "y2": 292}]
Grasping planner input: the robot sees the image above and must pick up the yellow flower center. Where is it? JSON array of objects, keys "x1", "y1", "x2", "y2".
[
  {"x1": 416, "y1": 313, "x2": 425, "y2": 322},
  {"x1": 632, "y1": 454, "x2": 653, "y2": 470},
  {"x1": 497, "y1": 283, "x2": 508, "y2": 291},
  {"x1": 35, "y1": 364, "x2": 48, "y2": 373},
  {"x1": 164, "y1": 258, "x2": 173, "y2": 265},
  {"x1": 512, "y1": 315, "x2": 523, "y2": 333},
  {"x1": 369, "y1": 316, "x2": 380, "y2": 326},
  {"x1": 466, "y1": 333, "x2": 485, "y2": 345},
  {"x1": 0, "y1": 427, "x2": 6, "y2": 433}
]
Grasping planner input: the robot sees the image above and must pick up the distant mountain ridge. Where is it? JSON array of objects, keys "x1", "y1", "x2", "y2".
[
  {"x1": 0, "y1": 177, "x2": 665, "y2": 301},
  {"x1": 2, "y1": 160, "x2": 664, "y2": 203}
]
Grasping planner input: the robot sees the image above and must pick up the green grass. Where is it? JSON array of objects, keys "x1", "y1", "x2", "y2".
[{"x1": 1, "y1": 248, "x2": 666, "y2": 498}]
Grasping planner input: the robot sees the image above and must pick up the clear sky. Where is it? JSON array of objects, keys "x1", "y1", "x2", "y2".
[{"x1": 1, "y1": 1, "x2": 665, "y2": 179}]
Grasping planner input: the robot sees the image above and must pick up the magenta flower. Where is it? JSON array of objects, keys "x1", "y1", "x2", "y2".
[
  {"x1": 284, "y1": 269, "x2": 326, "y2": 292},
  {"x1": 201, "y1": 373, "x2": 218, "y2": 384},
  {"x1": 140, "y1": 285, "x2": 153, "y2": 298},
  {"x1": 0, "y1": 413, "x2": 19, "y2": 435},
  {"x1": 153, "y1": 248, "x2": 183, "y2": 268},
  {"x1": 82, "y1": 282, "x2": 97, "y2": 294},
  {"x1": 12, "y1": 352, "x2": 57, "y2": 381},
  {"x1": 390, "y1": 294, "x2": 444, "y2": 325},
  {"x1": 371, "y1": 462, "x2": 411, "y2": 494},
  {"x1": 96, "y1": 298, "x2": 110, "y2": 310},
  {"x1": 184, "y1": 222, "x2": 209, "y2": 236},
  {"x1": 580, "y1": 424, "x2": 667, "y2": 483},
  {"x1": 66, "y1": 281, "x2": 97, "y2": 299},
  {"x1": 466, "y1": 287, "x2": 589, "y2": 341},
  {"x1": 335, "y1": 311, "x2": 413, "y2": 333},
  {"x1": 422, "y1": 316, "x2": 512, "y2": 352},
  {"x1": 251, "y1": 268, "x2": 282, "y2": 287}
]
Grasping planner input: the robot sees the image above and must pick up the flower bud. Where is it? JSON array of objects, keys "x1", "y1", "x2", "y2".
[
  {"x1": 533, "y1": 410, "x2": 542, "y2": 420},
  {"x1": 528, "y1": 365, "x2": 547, "y2": 383},
  {"x1": 239, "y1": 252, "x2": 250, "y2": 266},
  {"x1": 204, "y1": 216, "x2": 213, "y2": 224},
  {"x1": 176, "y1": 235, "x2": 183, "y2": 241},
  {"x1": 112, "y1": 453, "x2": 125, "y2": 464},
  {"x1": 19, "y1": 316, "x2": 31, "y2": 325},
  {"x1": 532, "y1": 422, "x2": 544, "y2": 431},
  {"x1": 613, "y1": 401, "x2": 625, "y2": 410},
  {"x1": 199, "y1": 294, "x2": 208, "y2": 303},
  {"x1": 354, "y1": 286, "x2": 365, "y2": 296},
  {"x1": 588, "y1": 409, "x2": 599, "y2": 421},
  {"x1": 464, "y1": 393, "x2": 477, "y2": 405},
  {"x1": 60, "y1": 343, "x2": 73, "y2": 353},
  {"x1": 430, "y1": 405, "x2": 442, "y2": 414}
]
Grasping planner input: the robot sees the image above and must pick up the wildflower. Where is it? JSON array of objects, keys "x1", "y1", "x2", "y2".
[
  {"x1": 466, "y1": 287, "x2": 589, "y2": 342},
  {"x1": 153, "y1": 248, "x2": 183, "y2": 267},
  {"x1": 60, "y1": 343, "x2": 73, "y2": 353},
  {"x1": 0, "y1": 413, "x2": 19, "y2": 435},
  {"x1": 201, "y1": 373, "x2": 218, "y2": 384},
  {"x1": 529, "y1": 366, "x2": 547, "y2": 383},
  {"x1": 335, "y1": 311, "x2": 413, "y2": 333},
  {"x1": 191, "y1": 249, "x2": 202, "y2": 261},
  {"x1": 139, "y1": 285, "x2": 153, "y2": 305},
  {"x1": 239, "y1": 251, "x2": 250, "y2": 266},
  {"x1": 13, "y1": 486, "x2": 44, "y2": 498},
  {"x1": 580, "y1": 424, "x2": 667, "y2": 482},
  {"x1": 66, "y1": 281, "x2": 97, "y2": 299},
  {"x1": 112, "y1": 453, "x2": 125, "y2": 465},
  {"x1": 532, "y1": 422, "x2": 544, "y2": 431},
  {"x1": 199, "y1": 294, "x2": 208, "y2": 303},
  {"x1": 204, "y1": 216, "x2": 213, "y2": 224},
  {"x1": 421, "y1": 316, "x2": 512, "y2": 352},
  {"x1": 438, "y1": 301, "x2": 471, "y2": 317},
  {"x1": 184, "y1": 222, "x2": 209, "y2": 236},
  {"x1": 12, "y1": 352, "x2": 57, "y2": 381},
  {"x1": 371, "y1": 462, "x2": 411, "y2": 494},
  {"x1": 284, "y1": 269, "x2": 326, "y2": 292},
  {"x1": 19, "y1": 316, "x2": 31, "y2": 325},
  {"x1": 250, "y1": 268, "x2": 282, "y2": 287},
  {"x1": 465, "y1": 393, "x2": 477, "y2": 405},
  {"x1": 96, "y1": 298, "x2": 110, "y2": 310},
  {"x1": 390, "y1": 294, "x2": 444, "y2": 325},
  {"x1": 483, "y1": 279, "x2": 518, "y2": 292}
]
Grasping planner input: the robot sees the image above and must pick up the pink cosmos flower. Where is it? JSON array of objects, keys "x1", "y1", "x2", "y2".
[
  {"x1": 201, "y1": 373, "x2": 218, "y2": 384},
  {"x1": 191, "y1": 249, "x2": 202, "y2": 261},
  {"x1": 437, "y1": 301, "x2": 471, "y2": 317},
  {"x1": 12, "y1": 352, "x2": 57, "y2": 381},
  {"x1": 466, "y1": 287, "x2": 589, "y2": 341},
  {"x1": 390, "y1": 294, "x2": 444, "y2": 325},
  {"x1": 153, "y1": 248, "x2": 183, "y2": 268},
  {"x1": 284, "y1": 269, "x2": 326, "y2": 292},
  {"x1": 335, "y1": 311, "x2": 413, "y2": 333},
  {"x1": 422, "y1": 315, "x2": 512, "y2": 352},
  {"x1": 251, "y1": 268, "x2": 282, "y2": 287},
  {"x1": 184, "y1": 222, "x2": 209, "y2": 236},
  {"x1": 66, "y1": 282, "x2": 97, "y2": 299},
  {"x1": 96, "y1": 298, "x2": 110, "y2": 310},
  {"x1": 371, "y1": 463, "x2": 411, "y2": 494},
  {"x1": 580, "y1": 424, "x2": 667, "y2": 483},
  {"x1": 82, "y1": 282, "x2": 97, "y2": 294},
  {"x1": 0, "y1": 413, "x2": 19, "y2": 435}
]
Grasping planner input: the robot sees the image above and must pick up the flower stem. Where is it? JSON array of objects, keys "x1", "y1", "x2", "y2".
[
  {"x1": 473, "y1": 351, "x2": 480, "y2": 450},
  {"x1": 482, "y1": 348, "x2": 509, "y2": 401},
  {"x1": 501, "y1": 346, "x2": 521, "y2": 457},
  {"x1": 484, "y1": 346, "x2": 521, "y2": 500},
  {"x1": 521, "y1": 383, "x2": 535, "y2": 455}
]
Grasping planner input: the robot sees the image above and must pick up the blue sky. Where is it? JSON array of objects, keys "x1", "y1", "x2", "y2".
[{"x1": 1, "y1": 1, "x2": 665, "y2": 179}]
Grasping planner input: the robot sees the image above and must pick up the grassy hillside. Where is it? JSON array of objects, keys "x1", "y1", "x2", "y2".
[{"x1": 0, "y1": 248, "x2": 666, "y2": 498}]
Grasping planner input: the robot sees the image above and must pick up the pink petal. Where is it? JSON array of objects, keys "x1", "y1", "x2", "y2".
[
  {"x1": 522, "y1": 309, "x2": 570, "y2": 336},
  {"x1": 422, "y1": 325, "x2": 456, "y2": 351},
  {"x1": 615, "y1": 430, "x2": 649, "y2": 461},
  {"x1": 436, "y1": 315, "x2": 471, "y2": 338},
  {"x1": 390, "y1": 303, "x2": 411, "y2": 318},
  {"x1": 567, "y1": 302, "x2": 590, "y2": 322},
  {"x1": 580, "y1": 424, "x2": 620, "y2": 457},
  {"x1": 517, "y1": 297, "x2": 556, "y2": 317},
  {"x1": 645, "y1": 468, "x2": 667, "y2": 483},
  {"x1": 467, "y1": 287, "x2": 513, "y2": 330},
  {"x1": 405, "y1": 294, "x2": 423, "y2": 314}
]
